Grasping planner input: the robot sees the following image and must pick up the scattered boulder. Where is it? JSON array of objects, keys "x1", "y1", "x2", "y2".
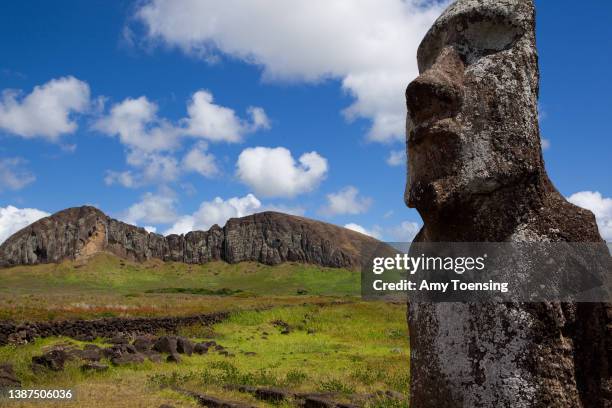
[
  {"x1": 153, "y1": 336, "x2": 178, "y2": 354},
  {"x1": 271, "y1": 320, "x2": 291, "y2": 334},
  {"x1": 73, "y1": 334, "x2": 95, "y2": 342},
  {"x1": 31, "y1": 349, "x2": 69, "y2": 371},
  {"x1": 108, "y1": 334, "x2": 130, "y2": 344},
  {"x1": 253, "y1": 387, "x2": 292, "y2": 403},
  {"x1": 0, "y1": 364, "x2": 21, "y2": 388},
  {"x1": 7, "y1": 330, "x2": 29, "y2": 345},
  {"x1": 166, "y1": 353, "x2": 181, "y2": 363},
  {"x1": 71, "y1": 348, "x2": 102, "y2": 361},
  {"x1": 176, "y1": 337, "x2": 194, "y2": 355},
  {"x1": 145, "y1": 352, "x2": 163, "y2": 363},
  {"x1": 111, "y1": 353, "x2": 145, "y2": 366},
  {"x1": 133, "y1": 335, "x2": 155, "y2": 352},
  {"x1": 102, "y1": 345, "x2": 126, "y2": 360},
  {"x1": 177, "y1": 388, "x2": 257, "y2": 408},
  {"x1": 194, "y1": 342, "x2": 210, "y2": 354}
]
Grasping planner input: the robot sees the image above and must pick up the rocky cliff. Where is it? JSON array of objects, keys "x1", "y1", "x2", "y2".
[{"x1": 0, "y1": 206, "x2": 379, "y2": 270}]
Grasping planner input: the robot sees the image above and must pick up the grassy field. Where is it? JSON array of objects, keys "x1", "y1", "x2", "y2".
[
  {"x1": 0, "y1": 253, "x2": 359, "y2": 321},
  {"x1": 0, "y1": 303, "x2": 408, "y2": 407},
  {"x1": 0, "y1": 253, "x2": 409, "y2": 407}
]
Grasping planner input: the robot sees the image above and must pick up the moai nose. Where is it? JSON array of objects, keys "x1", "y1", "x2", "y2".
[{"x1": 406, "y1": 47, "x2": 465, "y2": 126}]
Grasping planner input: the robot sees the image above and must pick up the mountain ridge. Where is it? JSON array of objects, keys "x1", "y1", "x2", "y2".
[{"x1": 0, "y1": 206, "x2": 380, "y2": 269}]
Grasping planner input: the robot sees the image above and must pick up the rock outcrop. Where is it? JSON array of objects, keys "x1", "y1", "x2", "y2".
[
  {"x1": 0, "y1": 206, "x2": 378, "y2": 270},
  {"x1": 404, "y1": 0, "x2": 610, "y2": 406}
]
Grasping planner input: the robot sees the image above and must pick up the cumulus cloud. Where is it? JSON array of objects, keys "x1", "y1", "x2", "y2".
[
  {"x1": 0, "y1": 205, "x2": 50, "y2": 244},
  {"x1": 0, "y1": 76, "x2": 90, "y2": 140},
  {"x1": 183, "y1": 90, "x2": 269, "y2": 142},
  {"x1": 93, "y1": 96, "x2": 180, "y2": 153},
  {"x1": 236, "y1": 147, "x2": 328, "y2": 198},
  {"x1": 95, "y1": 90, "x2": 269, "y2": 152},
  {"x1": 122, "y1": 191, "x2": 178, "y2": 225},
  {"x1": 0, "y1": 157, "x2": 35, "y2": 191},
  {"x1": 388, "y1": 221, "x2": 421, "y2": 242},
  {"x1": 320, "y1": 186, "x2": 371, "y2": 216},
  {"x1": 104, "y1": 150, "x2": 181, "y2": 188},
  {"x1": 96, "y1": 90, "x2": 266, "y2": 187},
  {"x1": 567, "y1": 191, "x2": 612, "y2": 241},
  {"x1": 135, "y1": 0, "x2": 446, "y2": 142},
  {"x1": 344, "y1": 223, "x2": 381, "y2": 239},
  {"x1": 386, "y1": 150, "x2": 405, "y2": 166},
  {"x1": 165, "y1": 193, "x2": 261, "y2": 235},
  {"x1": 182, "y1": 143, "x2": 219, "y2": 177}
]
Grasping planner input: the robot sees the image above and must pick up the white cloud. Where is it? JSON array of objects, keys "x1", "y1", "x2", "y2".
[
  {"x1": 236, "y1": 146, "x2": 328, "y2": 198},
  {"x1": 541, "y1": 137, "x2": 551, "y2": 151},
  {"x1": 344, "y1": 223, "x2": 381, "y2": 239},
  {"x1": 567, "y1": 191, "x2": 612, "y2": 242},
  {"x1": 386, "y1": 149, "x2": 405, "y2": 166},
  {"x1": 104, "y1": 170, "x2": 137, "y2": 188},
  {"x1": 135, "y1": 0, "x2": 446, "y2": 143},
  {"x1": 247, "y1": 107, "x2": 271, "y2": 131},
  {"x1": 96, "y1": 90, "x2": 267, "y2": 187},
  {"x1": 165, "y1": 193, "x2": 261, "y2": 235},
  {"x1": 144, "y1": 225, "x2": 157, "y2": 233},
  {"x1": 105, "y1": 151, "x2": 181, "y2": 188},
  {"x1": 0, "y1": 157, "x2": 35, "y2": 191},
  {"x1": 122, "y1": 191, "x2": 178, "y2": 225},
  {"x1": 388, "y1": 220, "x2": 421, "y2": 242},
  {"x1": 183, "y1": 90, "x2": 268, "y2": 142},
  {"x1": 0, "y1": 76, "x2": 90, "y2": 140},
  {"x1": 95, "y1": 91, "x2": 269, "y2": 151},
  {"x1": 0, "y1": 206, "x2": 50, "y2": 244},
  {"x1": 320, "y1": 186, "x2": 371, "y2": 216},
  {"x1": 93, "y1": 96, "x2": 180, "y2": 153},
  {"x1": 182, "y1": 143, "x2": 219, "y2": 177}
]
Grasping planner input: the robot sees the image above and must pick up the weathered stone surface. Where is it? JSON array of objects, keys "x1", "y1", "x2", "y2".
[
  {"x1": 405, "y1": 0, "x2": 610, "y2": 407},
  {"x1": 110, "y1": 352, "x2": 145, "y2": 366},
  {"x1": 166, "y1": 353, "x2": 181, "y2": 363},
  {"x1": 193, "y1": 342, "x2": 210, "y2": 354},
  {"x1": 133, "y1": 335, "x2": 155, "y2": 353},
  {"x1": 176, "y1": 337, "x2": 194, "y2": 356},
  {"x1": 0, "y1": 207, "x2": 378, "y2": 270},
  {"x1": 0, "y1": 363, "x2": 20, "y2": 388},
  {"x1": 153, "y1": 336, "x2": 178, "y2": 355},
  {"x1": 31, "y1": 349, "x2": 69, "y2": 371}
]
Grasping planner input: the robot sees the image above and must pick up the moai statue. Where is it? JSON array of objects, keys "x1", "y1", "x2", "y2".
[{"x1": 405, "y1": 0, "x2": 610, "y2": 406}]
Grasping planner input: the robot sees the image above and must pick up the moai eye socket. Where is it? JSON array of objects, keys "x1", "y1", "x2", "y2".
[
  {"x1": 417, "y1": 10, "x2": 525, "y2": 72},
  {"x1": 458, "y1": 19, "x2": 523, "y2": 62}
]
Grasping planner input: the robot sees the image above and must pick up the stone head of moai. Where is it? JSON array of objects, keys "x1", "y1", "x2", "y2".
[{"x1": 405, "y1": 0, "x2": 542, "y2": 225}]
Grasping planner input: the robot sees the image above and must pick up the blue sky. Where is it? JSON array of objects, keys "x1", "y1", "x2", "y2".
[{"x1": 0, "y1": 0, "x2": 610, "y2": 243}]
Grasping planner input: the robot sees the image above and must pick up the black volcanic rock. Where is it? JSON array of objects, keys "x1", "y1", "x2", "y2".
[{"x1": 0, "y1": 206, "x2": 378, "y2": 270}]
